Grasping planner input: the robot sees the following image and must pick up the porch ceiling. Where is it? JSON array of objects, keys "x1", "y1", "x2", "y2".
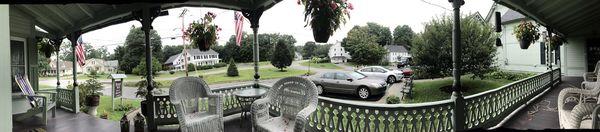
[
  {"x1": 14, "y1": 0, "x2": 281, "y2": 37},
  {"x1": 496, "y1": 0, "x2": 600, "y2": 37}
]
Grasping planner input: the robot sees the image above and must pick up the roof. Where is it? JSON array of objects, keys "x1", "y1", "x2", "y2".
[
  {"x1": 105, "y1": 60, "x2": 119, "y2": 67},
  {"x1": 163, "y1": 49, "x2": 219, "y2": 64},
  {"x1": 384, "y1": 45, "x2": 408, "y2": 53},
  {"x1": 15, "y1": 1, "x2": 282, "y2": 37},
  {"x1": 108, "y1": 74, "x2": 127, "y2": 79},
  {"x1": 497, "y1": 0, "x2": 600, "y2": 37},
  {"x1": 500, "y1": 10, "x2": 526, "y2": 24}
]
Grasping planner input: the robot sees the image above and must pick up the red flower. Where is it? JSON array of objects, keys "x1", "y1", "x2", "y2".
[
  {"x1": 330, "y1": 1, "x2": 338, "y2": 10},
  {"x1": 297, "y1": 0, "x2": 301, "y2": 5},
  {"x1": 348, "y1": 3, "x2": 354, "y2": 10}
]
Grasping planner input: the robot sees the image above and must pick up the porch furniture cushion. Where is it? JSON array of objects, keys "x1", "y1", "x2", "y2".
[
  {"x1": 558, "y1": 86, "x2": 600, "y2": 128},
  {"x1": 13, "y1": 74, "x2": 57, "y2": 125},
  {"x1": 584, "y1": 61, "x2": 600, "y2": 82},
  {"x1": 251, "y1": 76, "x2": 318, "y2": 132},
  {"x1": 169, "y1": 77, "x2": 223, "y2": 132}
]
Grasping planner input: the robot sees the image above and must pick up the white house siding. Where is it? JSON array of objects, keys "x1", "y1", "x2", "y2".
[
  {"x1": 561, "y1": 37, "x2": 587, "y2": 76},
  {"x1": 1, "y1": 5, "x2": 12, "y2": 131},
  {"x1": 329, "y1": 42, "x2": 351, "y2": 63}
]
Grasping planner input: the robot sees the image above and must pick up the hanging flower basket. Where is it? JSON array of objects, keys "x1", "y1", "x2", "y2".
[
  {"x1": 547, "y1": 35, "x2": 566, "y2": 51},
  {"x1": 299, "y1": 0, "x2": 353, "y2": 43},
  {"x1": 513, "y1": 21, "x2": 540, "y2": 49},
  {"x1": 37, "y1": 38, "x2": 55, "y2": 58},
  {"x1": 187, "y1": 12, "x2": 221, "y2": 51}
]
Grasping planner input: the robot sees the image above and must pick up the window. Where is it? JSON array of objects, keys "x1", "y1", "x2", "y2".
[
  {"x1": 361, "y1": 68, "x2": 372, "y2": 72},
  {"x1": 11, "y1": 39, "x2": 27, "y2": 92},
  {"x1": 334, "y1": 73, "x2": 349, "y2": 80},
  {"x1": 321, "y1": 73, "x2": 334, "y2": 79},
  {"x1": 372, "y1": 68, "x2": 385, "y2": 73}
]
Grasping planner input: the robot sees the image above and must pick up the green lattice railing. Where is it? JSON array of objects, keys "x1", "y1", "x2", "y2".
[{"x1": 57, "y1": 88, "x2": 77, "y2": 112}]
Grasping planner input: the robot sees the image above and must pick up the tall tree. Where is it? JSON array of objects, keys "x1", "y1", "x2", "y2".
[
  {"x1": 303, "y1": 41, "x2": 317, "y2": 58},
  {"x1": 271, "y1": 39, "x2": 293, "y2": 71},
  {"x1": 366, "y1": 22, "x2": 393, "y2": 46},
  {"x1": 412, "y1": 15, "x2": 497, "y2": 79},
  {"x1": 343, "y1": 25, "x2": 387, "y2": 65},
  {"x1": 119, "y1": 26, "x2": 163, "y2": 74},
  {"x1": 393, "y1": 25, "x2": 415, "y2": 49}
]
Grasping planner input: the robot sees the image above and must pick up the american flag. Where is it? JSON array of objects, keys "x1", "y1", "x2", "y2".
[
  {"x1": 234, "y1": 12, "x2": 244, "y2": 46},
  {"x1": 75, "y1": 36, "x2": 86, "y2": 66}
]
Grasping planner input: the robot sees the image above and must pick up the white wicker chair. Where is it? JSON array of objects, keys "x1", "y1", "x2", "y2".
[
  {"x1": 584, "y1": 61, "x2": 600, "y2": 82},
  {"x1": 251, "y1": 76, "x2": 318, "y2": 132},
  {"x1": 169, "y1": 77, "x2": 223, "y2": 132},
  {"x1": 558, "y1": 85, "x2": 600, "y2": 129}
]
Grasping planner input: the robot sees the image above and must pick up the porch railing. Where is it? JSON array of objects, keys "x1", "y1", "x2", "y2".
[
  {"x1": 148, "y1": 69, "x2": 561, "y2": 131},
  {"x1": 56, "y1": 88, "x2": 77, "y2": 112}
]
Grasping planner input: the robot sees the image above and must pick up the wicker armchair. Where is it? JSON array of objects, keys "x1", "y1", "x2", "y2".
[
  {"x1": 251, "y1": 76, "x2": 318, "y2": 132},
  {"x1": 584, "y1": 61, "x2": 600, "y2": 82},
  {"x1": 169, "y1": 77, "x2": 223, "y2": 132},
  {"x1": 558, "y1": 85, "x2": 600, "y2": 129}
]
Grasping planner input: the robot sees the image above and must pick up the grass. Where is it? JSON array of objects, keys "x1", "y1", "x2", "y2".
[
  {"x1": 300, "y1": 61, "x2": 342, "y2": 69},
  {"x1": 404, "y1": 75, "x2": 515, "y2": 103},
  {"x1": 95, "y1": 96, "x2": 142, "y2": 121}
]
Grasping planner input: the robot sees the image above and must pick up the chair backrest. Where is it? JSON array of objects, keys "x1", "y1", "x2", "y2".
[
  {"x1": 14, "y1": 74, "x2": 38, "y2": 107},
  {"x1": 268, "y1": 76, "x2": 318, "y2": 119},
  {"x1": 169, "y1": 77, "x2": 211, "y2": 114},
  {"x1": 595, "y1": 60, "x2": 600, "y2": 73}
]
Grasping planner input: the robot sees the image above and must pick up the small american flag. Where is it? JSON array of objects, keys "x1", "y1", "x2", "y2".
[
  {"x1": 75, "y1": 36, "x2": 86, "y2": 66},
  {"x1": 234, "y1": 12, "x2": 244, "y2": 46}
]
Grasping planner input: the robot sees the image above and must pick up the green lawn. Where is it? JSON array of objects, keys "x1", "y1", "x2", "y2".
[
  {"x1": 404, "y1": 75, "x2": 515, "y2": 103},
  {"x1": 95, "y1": 96, "x2": 142, "y2": 121},
  {"x1": 300, "y1": 61, "x2": 342, "y2": 69}
]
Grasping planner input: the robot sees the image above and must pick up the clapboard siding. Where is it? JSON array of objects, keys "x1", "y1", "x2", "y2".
[
  {"x1": 562, "y1": 37, "x2": 586, "y2": 76},
  {"x1": 9, "y1": 6, "x2": 33, "y2": 38}
]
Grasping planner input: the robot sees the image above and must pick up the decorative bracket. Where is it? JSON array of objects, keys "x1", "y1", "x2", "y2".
[{"x1": 242, "y1": 8, "x2": 265, "y2": 29}]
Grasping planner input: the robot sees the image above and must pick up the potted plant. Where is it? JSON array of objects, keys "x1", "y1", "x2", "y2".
[
  {"x1": 547, "y1": 35, "x2": 566, "y2": 51},
  {"x1": 513, "y1": 20, "x2": 540, "y2": 49},
  {"x1": 80, "y1": 73, "x2": 103, "y2": 115},
  {"x1": 299, "y1": 0, "x2": 353, "y2": 43},
  {"x1": 37, "y1": 37, "x2": 55, "y2": 58},
  {"x1": 186, "y1": 12, "x2": 221, "y2": 51}
]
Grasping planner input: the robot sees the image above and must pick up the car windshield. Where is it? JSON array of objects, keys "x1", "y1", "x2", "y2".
[{"x1": 349, "y1": 71, "x2": 367, "y2": 79}]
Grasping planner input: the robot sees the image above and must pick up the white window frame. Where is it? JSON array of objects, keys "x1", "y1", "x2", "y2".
[{"x1": 10, "y1": 36, "x2": 28, "y2": 92}]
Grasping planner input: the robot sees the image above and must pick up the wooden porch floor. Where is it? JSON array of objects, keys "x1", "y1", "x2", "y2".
[
  {"x1": 503, "y1": 76, "x2": 583, "y2": 130},
  {"x1": 12, "y1": 109, "x2": 120, "y2": 132}
]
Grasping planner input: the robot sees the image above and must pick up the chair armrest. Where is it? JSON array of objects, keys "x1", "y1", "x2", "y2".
[
  {"x1": 584, "y1": 72, "x2": 597, "y2": 82},
  {"x1": 36, "y1": 91, "x2": 57, "y2": 103},
  {"x1": 251, "y1": 97, "x2": 271, "y2": 125},
  {"x1": 294, "y1": 104, "x2": 317, "y2": 132},
  {"x1": 565, "y1": 103, "x2": 597, "y2": 129},
  {"x1": 592, "y1": 105, "x2": 600, "y2": 129},
  {"x1": 207, "y1": 93, "x2": 223, "y2": 117},
  {"x1": 558, "y1": 88, "x2": 600, "y2": 111}
]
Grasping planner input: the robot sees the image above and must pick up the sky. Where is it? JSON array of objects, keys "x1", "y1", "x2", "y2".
[{"x1": 82, "y1": 0, "x2": 494, "y2": 53}]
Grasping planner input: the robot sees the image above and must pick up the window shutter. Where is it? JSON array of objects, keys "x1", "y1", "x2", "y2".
[{"x1": 540, "y1": 42, "x2": 546, "y2": 64}]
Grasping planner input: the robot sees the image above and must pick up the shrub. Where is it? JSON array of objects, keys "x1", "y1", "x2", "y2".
[
  {"x1": 484, "y1": 70, "x2": 535, "y2": 81},
  {"x1": 187, "y1": 63, "x2": 196, "y2": 72},
  {"x1": 386, "y1": 95, "x2": 401, "y2": 104},
  {"x1": 115, "y1": 103, "x2": 134, "y2": 111},
  {"x1": 412, "y1": 15, "x2": 497, "y2": 79},
  {"x1": 199, "y1": 65, "x2": 214, "y2": 70},
  {"x1": 169, "y1": 70, "x2": 175, "y2": 74},
  {"x1": 213, "y1": 62, "x2": 227, "y2": 68},
  {"x1": 227, "y1": 59, "x2": 239, "y2": 77},
  {"x1": 100, "y1": 110, "x2": 109, "y2": 119}
]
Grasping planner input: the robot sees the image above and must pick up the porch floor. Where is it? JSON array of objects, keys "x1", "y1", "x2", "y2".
[
  {"x1": 503, "y1": 76, "x2": 582, "y2": 130},
  {"x1": 12, "y1": 109, "x2": 120, "y2": 132}
]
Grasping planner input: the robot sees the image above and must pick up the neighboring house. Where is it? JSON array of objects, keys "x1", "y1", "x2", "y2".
[
  {"x1": 294, "y1": 52, "x2": 303, "y2": 61},
  {"x1": 45, "y1": 59, "x2": 75, "y2": 76},
  {"x1": 81, "y1": 58, "x2": 119, "y2": 74},
  {"x1": 164, "y1": 49, "x2": 220, "y2": 71},
  {"x1": 485, "y1": 4, "x2": 583, "y2": 76},
  {"x1": 104, "y1": 60, "x2": 119, "y2": 73},
  {"x1": 328, "y1": 42, "x2": 351, "y2": 63},
  {"x1": 384, "y1": 45, "x2": 410, "y2": 63}
]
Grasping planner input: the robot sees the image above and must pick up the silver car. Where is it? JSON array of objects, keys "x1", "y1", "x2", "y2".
[
  {"x1": 357, "y1": 66, "x2": 404, "y2": 84},
  {"x1": 310, "y1": 71, "x2": 388, "y2": 99}
]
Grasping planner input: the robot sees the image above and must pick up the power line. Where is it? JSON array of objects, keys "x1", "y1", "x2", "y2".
[{"x1": 420, "y1": 0, "x2": 451, "y2": 11}]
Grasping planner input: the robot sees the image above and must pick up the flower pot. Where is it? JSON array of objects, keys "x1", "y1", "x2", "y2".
[
  {"x1": 85, "y1": 95, "x2": 100, "y2": 107},
  {"x1": 311, "y1": 15, "x2": 333, "y2": 43},
  {"x1": 519, "y1": 38, "x2": 533, "y2": 49},
  {"x1": 195, "y1": 38, "x2": 211, "y2": 51},
  {"x1": 313, "y1": 27, "x2": 331, "y2": 43}
]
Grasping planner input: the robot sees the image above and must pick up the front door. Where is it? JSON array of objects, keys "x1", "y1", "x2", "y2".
[{"x1": 586, "y1": 39, "x2": 600, "y2": 72}]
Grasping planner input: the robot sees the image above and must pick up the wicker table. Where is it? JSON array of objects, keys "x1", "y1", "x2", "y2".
[{"x1": 233, "y1": 88, "x2": 267, "y2": 124}]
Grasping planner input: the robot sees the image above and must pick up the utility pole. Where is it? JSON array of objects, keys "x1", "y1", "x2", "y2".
[{"x1": 180, "y1": 8, "x2": 189, "y2": 76}]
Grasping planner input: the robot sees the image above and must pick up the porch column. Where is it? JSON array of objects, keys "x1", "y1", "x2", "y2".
[
  {"x1": 134, "y1": 7, "x2": 164, "y2": 131},
  {"x1": 0, "y1": 5, "x2": 12, "y2": 131},
  {"x1": 449, "y1": 0, "x2": 466, "y2": 131},
  {"x1": 242, "y1": 9, "x2": 264, "y2": 88},
  {"x1": 49, "y1": 38, "x2": 62, "y2": 89},
  {"x1": 67, "y1": 31, "x2": 82, "y2": 113}
]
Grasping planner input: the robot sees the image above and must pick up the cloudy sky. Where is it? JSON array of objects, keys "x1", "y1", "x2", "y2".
[{"x1": 82, "y1": 0, "x2": 494, "y2": 53}]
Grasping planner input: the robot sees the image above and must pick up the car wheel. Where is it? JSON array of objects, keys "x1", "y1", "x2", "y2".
[
  {"x1": 357, "y1": 87, "x2": 370, "y2": 99},
  {"x1": 387, "y1": 76, "x2": 396, "y2": 84},
  {"x1": 316, "y1": 85, "x2": 323, "y2": 95}
]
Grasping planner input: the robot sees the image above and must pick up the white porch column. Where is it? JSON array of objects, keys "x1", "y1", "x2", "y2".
[{"x1": 0, "y1": 5, "x2": 12, "y2": 131}]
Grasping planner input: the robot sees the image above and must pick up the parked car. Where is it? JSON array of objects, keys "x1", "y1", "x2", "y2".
[
  {"x1": 310, "y1": 71, "x2": 388, "y2": 99},
  {"x1": 357, "y1": 66, "x2": 404, "y2": 84},
  {"x1": 397, "y1": 57, "x2": 412, "y2": 68}
]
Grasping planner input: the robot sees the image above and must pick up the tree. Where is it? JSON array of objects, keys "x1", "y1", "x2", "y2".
[
  {"x1": 119, "y1": 27, "x2": 163, "y2": 74},
  {"x1": 393, "y1": 25, "x2": 415, "y2": 49},
  {"x1": 271, "y1": 39, "x2": 293, "y2": 71},
  {"x1": 412, "y1": 15, "x2": 497, "y2": 79},
  {"x1": 366, "y1": 22, "x2": 393, "y2": 46},
  {"x1": 314, "y1": 44, "x2": 332, "y2": 58},
  {"x1": 187, "y1": 63, "x2": 196, "y2": 72},
  {"x1": 222, "y1": 33, "x2": 296, "y2": 63},
  {"x1": 162, "y1": 45, "x2": 184, "y2": 62},
  {"x1": 303, "y1": 41, "x2": 317, "y2": 58},
  {"x1": 131, "y1": 57, "x2": 162, "y2": 76},
  {"x1": 38, "y1": 52, "x2": 51, "y2": 76},
  {"x1": 343, "y1": 25, "x2": 387, "y2": 65},
  {"x1": 227, "y1": 59, "x2": 239, "y2": 76}
]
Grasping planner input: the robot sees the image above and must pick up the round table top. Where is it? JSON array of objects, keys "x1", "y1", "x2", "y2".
[{"x1": 234, "y1": 88, "x2": 267, "y2": 98}]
